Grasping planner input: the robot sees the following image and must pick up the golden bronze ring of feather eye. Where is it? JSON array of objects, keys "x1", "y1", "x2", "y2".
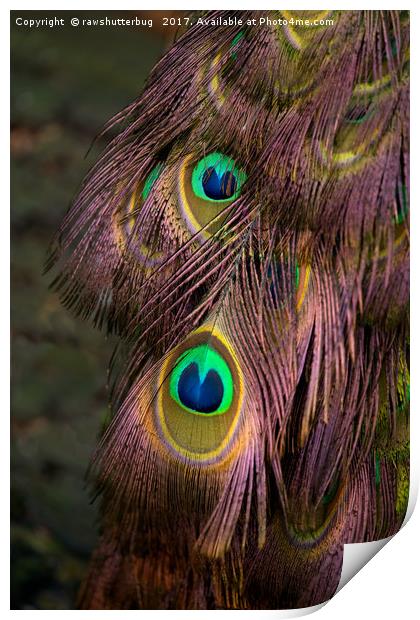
[
  {"x1": 154, "y1": 326, "x2": 244, "y2": 464},
  {"x1": 375, "y1": 224, "x2": 408, "y2": 261},
  {"x1": 280, "y1": 9, "x2": 333, "y2": 26},
  {"x1": 286, "y1": 479, "x2": 345, "y2": 547},
  {"x1": 114, "y1": 165, "x2": 165, "y2": 267},
  {"x1": 278, "y1": 10, "x2": 334, "y2": 51},
  {"x1": 317, "y1": 124, "x2": 382, "y2": 169},
  {"x1": 353, "y1": 48, "x2": 409, "y2": 97},
  {"x1": 267, "y1": 261, "x2": 310, "y2": 313},
  {"x1": 272, "y1": 15, "x2": 327, "y2": 96},
  {"x1": 296, "y1": 264, "x2": 311, "y2": 311},
  {"x1": 208, "y1": 51, "x2": 226, "y2": 110},
  {"x1": 199, "y1": 34, "x2": 244, "y2": 110},
  {"x1": 314, "y1": 47, "x2": 407, "y2": 173}
]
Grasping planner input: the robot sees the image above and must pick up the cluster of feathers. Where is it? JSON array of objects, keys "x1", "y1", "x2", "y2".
[{"x1": 47, "y1": 10, "x2": 409, "y2": 610}]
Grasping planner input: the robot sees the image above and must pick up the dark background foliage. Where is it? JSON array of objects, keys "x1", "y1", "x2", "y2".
[{"x1": 10, "y1": 11, "x2": 180, "y2": 609}]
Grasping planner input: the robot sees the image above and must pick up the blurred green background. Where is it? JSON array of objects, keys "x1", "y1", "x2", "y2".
[{"x1": 11, "y1": 11, "x2": 178, "y2": 609}]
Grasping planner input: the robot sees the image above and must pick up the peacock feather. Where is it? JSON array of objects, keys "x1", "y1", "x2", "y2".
[{"x1": 47, "y1": 10, "x2": 409, "y2": 610}]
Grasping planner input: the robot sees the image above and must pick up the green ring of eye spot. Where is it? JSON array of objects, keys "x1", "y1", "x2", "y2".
[
  {"x1": 142, "y1": 163, "x2": 163, "y2": 200},
  {"x1": 295, "y1": 263, "x2": 300, "y2": 288},
  {"x1": 169, "y1": 345, "x2": 234, "y2": 416},
  {"x1": 395, "y1": 184, "x2": 408, "y2": 225},
  {"x1": 191, "y1": 152, "x2": 247, "y2": 203},
  {"x1": 230, "y1": 31, "x2": 244, "y2": 60}
]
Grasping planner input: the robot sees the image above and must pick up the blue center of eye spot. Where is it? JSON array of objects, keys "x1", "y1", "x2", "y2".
[
  {"x1": 202, "y1": 167, "x2": 238, "y2": 200},
  {"x1": 177, "y1": 362, "x2": 224, "y2": 413}
]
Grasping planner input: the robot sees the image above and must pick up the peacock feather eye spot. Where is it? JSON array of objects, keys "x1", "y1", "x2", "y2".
[
  {"x1": 191, "y1": 152, "x2": 246, "y2": 203},
  {"x1": 177, "y1": 363, "x2": 224, "y2": 413},
  {"x1": 169, "y1": 344, "x2": 234, "y2": 416},
  {"x1": 202, "y1": 167, "x2": 238, "y2": 200},
  {"x1": 156, "y1": 331, "x2": 244, "y2": 462}
]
